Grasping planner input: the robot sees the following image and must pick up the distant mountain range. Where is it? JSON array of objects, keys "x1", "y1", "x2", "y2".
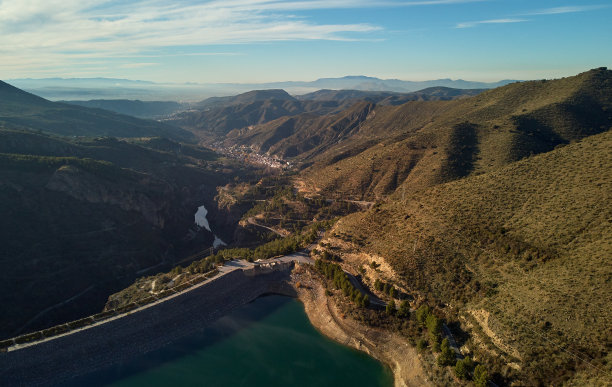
[
  {"x1": 169, "y1": 87, "x2": 484, "y2": 140},
  {"x1": 0, "y1": 80, "x2": 193, "y2": 141},
  {"x1": 8, "y1": 76, "x2": 520, "y2": 102}
]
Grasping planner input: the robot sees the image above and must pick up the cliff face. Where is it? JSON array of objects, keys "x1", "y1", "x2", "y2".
[
  {"x1": 0, "y1": 135, "x2": 242, "y2": 340},
  {"x1": 46, "y1": 165, "x2": 173, "y2": 228}
]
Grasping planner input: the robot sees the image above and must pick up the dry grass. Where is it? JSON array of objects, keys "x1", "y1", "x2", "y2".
[{"x1": 330, "y1": 129, "x2": 612, "y2": 384}]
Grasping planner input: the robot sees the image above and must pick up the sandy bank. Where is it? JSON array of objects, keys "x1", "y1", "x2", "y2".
[{"x1": 291, "y1": 264, "x2": 430, "y2": 387}]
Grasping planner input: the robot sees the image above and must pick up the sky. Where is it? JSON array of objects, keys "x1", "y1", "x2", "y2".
[{"x1": 1, "y1": 0, "x2": 611, "y2": 83}]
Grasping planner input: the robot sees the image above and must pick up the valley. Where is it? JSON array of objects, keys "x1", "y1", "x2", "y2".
[{"x1": 1, "y1": 68, "x2": 610, "y2": 386}]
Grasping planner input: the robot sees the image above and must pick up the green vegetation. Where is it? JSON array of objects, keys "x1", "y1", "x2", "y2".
[
  {"x1": 385, "y1": 300, "x2": 396, "y2": 315},
  {"x1": 437, "y1": 338, "x2": 455, "y2": 367},
  {"x1": 373, "y1": 278, "x2": 397, "y2": 298},
  {"x1": 315, "y1": 259, "x2": 369, "y2": 308},
  {"x1": 473, "y1": 364, "x2": 490, "y2": 387},
  {"x1": 397, "y1": 300, "x2": 410, "y2": 319},
  {"x1": 454, "y1": 357, "x2": 474, "y2": 380}
]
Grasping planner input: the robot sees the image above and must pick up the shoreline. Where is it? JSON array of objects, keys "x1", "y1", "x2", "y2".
[{"x1": 291, "y1": 264, "x2": 430, "y2": 387}]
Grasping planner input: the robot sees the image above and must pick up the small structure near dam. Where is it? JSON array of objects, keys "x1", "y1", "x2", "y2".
[{"x1": 0, "y1": 259, "x2": 300, "y2": 386}]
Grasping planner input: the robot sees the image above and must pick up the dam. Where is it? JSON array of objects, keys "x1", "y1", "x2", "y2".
[{"x1": 0, "y1": 259, "x2": 300, "y2": 386}]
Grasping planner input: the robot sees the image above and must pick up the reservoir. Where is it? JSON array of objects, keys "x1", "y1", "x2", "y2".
[{"x1": 70, "y1": 295, "x2": 393, "y2": 387}]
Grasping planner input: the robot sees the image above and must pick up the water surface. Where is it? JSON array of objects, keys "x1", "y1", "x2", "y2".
[{"x1": 76, "y1": 295, "x2": 392, "y2": 387}]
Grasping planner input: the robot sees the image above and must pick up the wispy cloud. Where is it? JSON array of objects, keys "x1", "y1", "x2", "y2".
[
  {"x1": 523, "y1": 5, "x2": 609, "y2": 16},
  {"x1": 456, "y1": 18, "x2": 527, "y2": 29},
  {"x1": 0, "y1": 0, "x2": 488, "y2": 76},
  {"x1": 119, "y1": 62, "x2": 158, "y2": 68}
]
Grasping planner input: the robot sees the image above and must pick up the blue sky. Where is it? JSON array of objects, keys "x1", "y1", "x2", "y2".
[{"x1": 1, "y1": 0, "x2": 611, "y2": 83}]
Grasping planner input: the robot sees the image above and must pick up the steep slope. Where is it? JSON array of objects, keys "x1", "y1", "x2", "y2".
[
  {"x1": 173, "y1": 92, "x2": 307, "y2": 140},
  {"x1": 0, "y1": 80, "x2": 194, "y2": 141},
  {"x1": 331, "y1": 129, "x2": 612, "y2": 385},
  {"x1": 0, "y1": 129, "x2": 252, "y2": 339},
  {"x1": 173, "y1": 87, "x2": 483, "y2": 142},
  {"x1": 224, "y1": 102, "x2": 378, "y2": 159},
  {"x1": 297, "y1": 68, "x2": 612, "y2": 199}
]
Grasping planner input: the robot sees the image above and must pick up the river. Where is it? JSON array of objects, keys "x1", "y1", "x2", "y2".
[{"x1": 68, "y1": 295, "x2": 392, "y2": 387}]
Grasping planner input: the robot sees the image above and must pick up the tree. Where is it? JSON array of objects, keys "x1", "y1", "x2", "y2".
[
  {"x1": 374, "y1": 278, "x2": 382, "y2": 291},
  {"x1": 416, "y1": 338, "x2": 427, "y2": 352},
  {"x1": 426, "y1": 314, "x2": 441, "y2": 336},
  {"x1": 388, "y1": 286, "x2": 397, "y2": 298},
  {"x1": 362, "y1": 295, "x2": 370, "y2": 307},
  {"x1": 397, "y1": 300, "x2": 411, "y2": 319},
  {"x1": 474, "y1": 364, "x2": 489, "y2": 387},
  {"x1": 454, "y1": 359, "x2": 467, "y2": 379},
  {"x1": 416, "y1": 305, "x2": 430, "y2": 326},
  {"x1": 437, "y1": 338, "x2": 455, "y2": 366},
  {"x1": 386, "y1": 299, "x2": 396, "y2": 315}
]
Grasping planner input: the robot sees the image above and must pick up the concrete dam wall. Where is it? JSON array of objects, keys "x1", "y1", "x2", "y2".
[{"x1": 0, "y1": 263, "x2": 297, "y2": 386}]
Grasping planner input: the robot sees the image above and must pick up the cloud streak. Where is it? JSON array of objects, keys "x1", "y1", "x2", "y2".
[
  {"x1": 523, "y1": 5, "x2": 609, "y2": 16},
  {"x1": 456, "y1": 18, "x2": 527, "y2": 29},
  {"x1": 0, "y1": 0, "x2": 490, "y2": 76}
]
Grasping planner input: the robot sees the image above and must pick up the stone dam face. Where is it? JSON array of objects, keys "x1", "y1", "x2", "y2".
[{"x1": 0, "y1": 263, "x2": 297, "y2": 386}]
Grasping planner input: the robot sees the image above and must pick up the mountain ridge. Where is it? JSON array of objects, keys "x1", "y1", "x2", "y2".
[{"x1": 0, "y1": 80, "x2": 194, "y2": 141}]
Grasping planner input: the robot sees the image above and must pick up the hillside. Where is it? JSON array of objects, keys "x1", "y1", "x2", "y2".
[
  {"x1": 61, "y1": 99, "x2": 186, "y2": 119},
  {"x1": 295, "y1": 68, "x2": 612, "y2": 199},
  {"x1": 296, "y1": 87, "x2": 484, "y2": 104},
  {"x1": 0, "y1": 81, "x2": 194, "y2": 141},
  {"x1": 0, "y1": 129, "x2": 255, "y2": 339},
  {"x1": 171, "y1": 87, "x2": 483, "y2": 142},
  {"x1": 327, "y1": 129, "x2": 612, "y2": 385}
]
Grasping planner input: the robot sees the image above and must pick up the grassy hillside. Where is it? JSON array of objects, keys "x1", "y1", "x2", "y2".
[
  {"x1": 330, "y1": 129, "x2": 612, "y2": 384},
  {"x1": 0, "y1": 80, "x2": 194, "y2": 141},
  {"x1": 297, "y1": 68, "x2": 612, "y2": 199}
]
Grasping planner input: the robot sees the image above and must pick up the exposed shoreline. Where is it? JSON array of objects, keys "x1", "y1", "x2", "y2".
[{"x1": 291, "y1": 264, "x2": 431, "y2": 387}]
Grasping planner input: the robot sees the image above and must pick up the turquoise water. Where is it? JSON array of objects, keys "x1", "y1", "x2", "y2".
[{"x1": 76, "y1": 295, "x2": 393, "y2": 387}]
